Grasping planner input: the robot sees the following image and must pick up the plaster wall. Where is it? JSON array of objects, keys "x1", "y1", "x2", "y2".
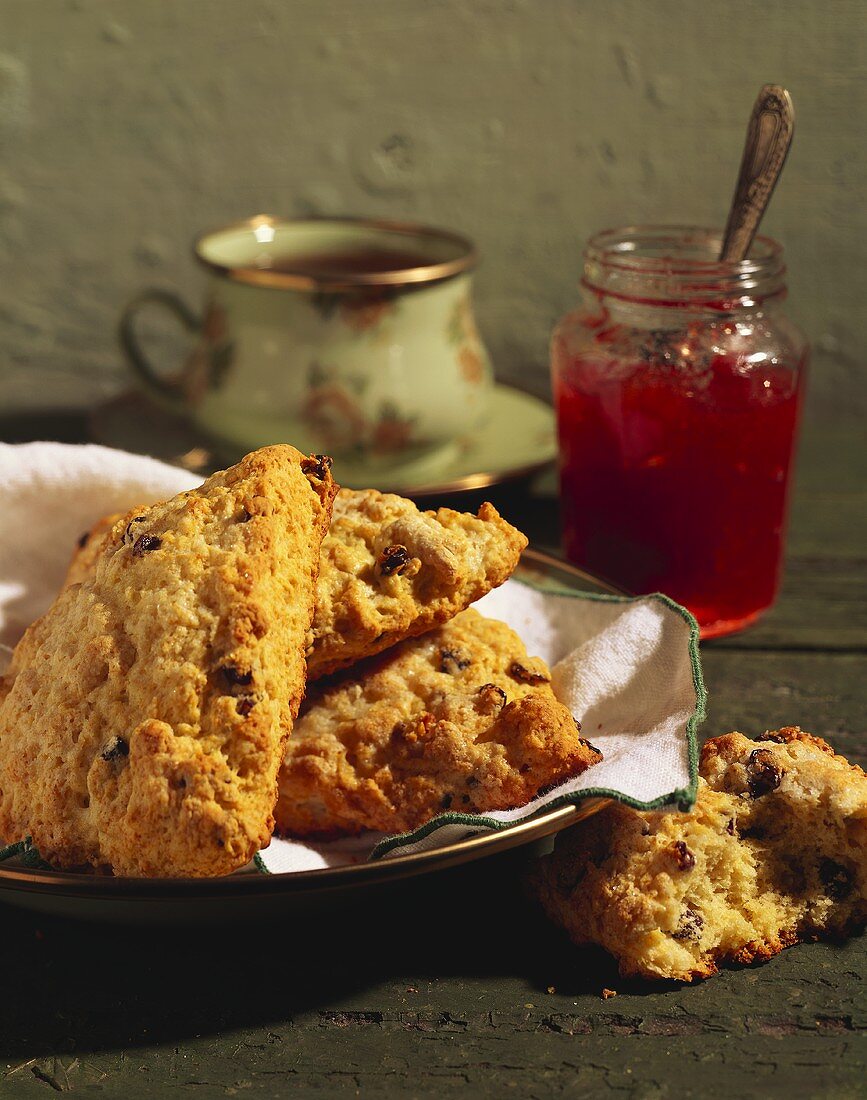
[{"x1": 0, "y1": 0, "x2": 864, "y2": 418}]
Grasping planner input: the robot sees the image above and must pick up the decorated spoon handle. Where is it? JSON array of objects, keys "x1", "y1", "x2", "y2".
[{"x1": 719, "y1": 85, "x2": 795, "y2": 264}]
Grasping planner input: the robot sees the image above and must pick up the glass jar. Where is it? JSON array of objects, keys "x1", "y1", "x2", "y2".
[{"x1": 551, "y1": 226, "x2": 807, "y2": 638}]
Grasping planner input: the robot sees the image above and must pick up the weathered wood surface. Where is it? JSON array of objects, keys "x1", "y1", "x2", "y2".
[
  {"x1": 0, "y1": 876, "x2": 863, "y2": 1098},
  {"x1": 0, "y1": 419, "x2": 864, "y2": 1097}
]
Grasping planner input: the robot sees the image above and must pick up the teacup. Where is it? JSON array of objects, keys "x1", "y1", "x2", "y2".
[{"x1": 119, "y1": 216, "x2": 493, "y2": 468}]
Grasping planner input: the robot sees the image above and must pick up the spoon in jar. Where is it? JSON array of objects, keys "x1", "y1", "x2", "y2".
[{"x1": 719, "y1": 84, "x2": 795, "y2": 263}]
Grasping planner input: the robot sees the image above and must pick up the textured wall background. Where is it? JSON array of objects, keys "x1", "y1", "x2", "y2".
[{"x1": 0, "y1": 0, "x2": 864, "y2": 420}]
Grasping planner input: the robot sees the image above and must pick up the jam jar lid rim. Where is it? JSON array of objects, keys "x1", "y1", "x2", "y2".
[{"x1": 583, "y1": 225, "x2": 784, "y2": 277}]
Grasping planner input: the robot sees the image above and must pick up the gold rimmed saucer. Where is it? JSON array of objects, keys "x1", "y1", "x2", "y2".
[{"x1": 89, "y1": 383, "x2": 556, "y2": 498}]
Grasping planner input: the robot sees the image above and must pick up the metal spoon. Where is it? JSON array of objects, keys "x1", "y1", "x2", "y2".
[{"x1": 719, "y1": 84, "x2": 795, "y2": 263}]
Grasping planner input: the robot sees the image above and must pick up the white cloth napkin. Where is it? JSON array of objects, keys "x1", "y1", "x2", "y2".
[{"x1": 0, "y1": 442, "x2": 705, "y2": 874}]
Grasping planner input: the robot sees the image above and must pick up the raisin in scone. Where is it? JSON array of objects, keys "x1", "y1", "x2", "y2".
[
  {"x1": 0, "y1": 445, "x2": 336, "y2": 877},
  {"x1": 275, "y1": 608, "x2": 601, "y2": 838},
  {"x1": 531, "y1": 728, "x2": 867, "y2": 981},
  {"x1": 65, "y1": 489, "x2": 528, "y2": 680}
]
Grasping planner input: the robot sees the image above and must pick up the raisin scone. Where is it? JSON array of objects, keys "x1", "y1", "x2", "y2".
[
  {"x1": 309, "y1": 490, "x2": 527, "y2": 678},
  {"x1": 274, "y1": 607, "x2": 602, "y2": 838},
  {"x1": 531, "y1": 728, "x2": 867, "y2": 981},
  {"x1": 0, "y1": 446, "x2": 336, "y2": 877},
  {"x1": 65, "y1": 489, "x2": 528, "y2": 680}
]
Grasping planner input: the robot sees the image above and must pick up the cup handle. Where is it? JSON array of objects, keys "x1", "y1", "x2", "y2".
[{"x1": 119, "y1": 289, "x2": 201, "y2": 408}]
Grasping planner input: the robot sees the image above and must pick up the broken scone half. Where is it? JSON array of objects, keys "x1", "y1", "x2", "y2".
[
  {"x1": 531, "y1": 728, "x2": 867, "y2": 981},
  {"x1": 275, "y1": 607, "x2": 602, "y2": 838},
  {"x1": 0, "y1": 445, "x2": 336, "y2": 877},
  {"x1": 66, "y1": 488, "x2": 529, "y2": 680}
]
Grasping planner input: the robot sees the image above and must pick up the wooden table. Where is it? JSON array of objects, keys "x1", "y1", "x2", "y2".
[{"x1": 0, "y1": 415, "x2": 864, "y2": 1097}]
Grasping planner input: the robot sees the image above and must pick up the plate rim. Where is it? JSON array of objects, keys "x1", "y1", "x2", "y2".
[
  {"x1": 0, "y1": 801, "x2": 607, "y2": 901},
  {"x1": 0, "y1": 549, "x2": 624, "y2": 902}
]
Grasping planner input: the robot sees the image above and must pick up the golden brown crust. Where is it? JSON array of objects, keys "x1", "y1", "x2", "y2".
[
  {"x1": 65, "y1": 491, "x2": 528, "y2": 680},
  {"x1": 275, "y1": 608, "x2": 601, "y2": 838},
  {"x1": 0, "y1": 445, "x2": 337, "y2": 877},
  {"x1": 530, "y1": 727, "x2": 867, "y2": 981},
  {"x1": 64, "y1": 511, "x2": 126, "y2": 588}
]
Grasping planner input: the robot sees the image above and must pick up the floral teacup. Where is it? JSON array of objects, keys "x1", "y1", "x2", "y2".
[{"x1": 120, "y1": 216, "x2": 493, "y2": 468}]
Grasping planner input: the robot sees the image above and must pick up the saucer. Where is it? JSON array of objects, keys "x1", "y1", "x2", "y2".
[{"x1": 89, "y1": 383, "x2": 557, "y2": 498}]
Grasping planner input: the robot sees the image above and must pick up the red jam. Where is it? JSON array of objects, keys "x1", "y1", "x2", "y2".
[
  {"x1": 550, "y1": 228, "x2": 807, "y2": 639},
  {"x1": 554, "y1": 337, "x2": 804, "y2": 637}
]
